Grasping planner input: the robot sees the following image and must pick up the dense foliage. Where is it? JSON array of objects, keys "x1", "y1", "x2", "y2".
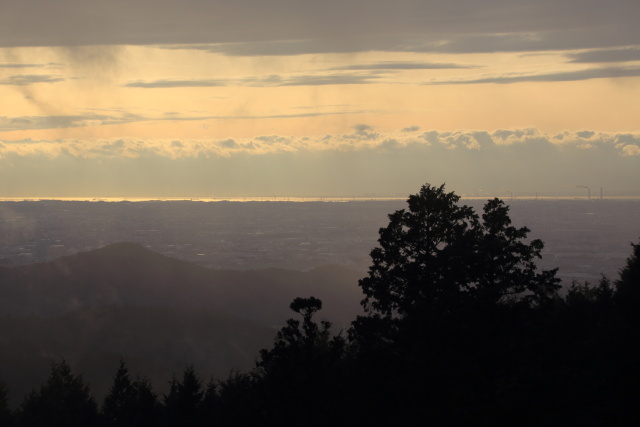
[{"x1": 1, "y1": 184, "x2": 638, "y2": 426}]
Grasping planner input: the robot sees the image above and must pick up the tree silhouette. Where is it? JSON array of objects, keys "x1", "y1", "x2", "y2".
[
  {"x1": 0, "y1": 380, "x2": 13, "y2": 427},
  {"x1": 256, "y1": 297, "x2": 346, "y2": 425},
  {"x1": 349, "y1": 184, "x2": 563, "y2": 424},
  {"x1": 17, "y1": 360, "x2": 98, "y2": 427},
  {"x1": 102, "y1": 360, "x2": 159, "y2": 427},
  {"x1": 615, "y1": 238, "x2": 640, "y2": 305},
  {"x1": 358, "y1": 183, "x2": 560, "y2": 321},
  {"x1": 163, "y1": 365, "x2": 204, "y2": 427}
]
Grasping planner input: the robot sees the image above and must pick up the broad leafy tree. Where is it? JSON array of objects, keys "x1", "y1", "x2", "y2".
[
  {"x1": 358, "y1": 183, "x2": 560, "y2": 321},
  {"x1": 350, "y1": 184, "x2": 563, "y2": 424}
]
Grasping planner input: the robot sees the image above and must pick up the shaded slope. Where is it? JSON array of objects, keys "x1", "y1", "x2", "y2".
[
  {"x1": 0, "y1": 242, "x2": 364, "y2": 326},
  {"x1": 0, "y1": 305, "x2": 275, "y2": 406}
]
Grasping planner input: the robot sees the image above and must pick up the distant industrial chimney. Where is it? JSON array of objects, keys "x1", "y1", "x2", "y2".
[{"x1": 577, "y1": 185, "x2": 591, "y2": 200}]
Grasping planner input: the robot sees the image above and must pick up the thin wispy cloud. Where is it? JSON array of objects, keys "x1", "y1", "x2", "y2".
[
  {"x1": 425, "y1": 66, "x2": 640, "y2": 85},
  {"x1": 328, "y1": 62, "x2": 477, "y2": 71},
  {"x1": 0, "y1": 109, "x2": 376, "y2": 132},
  {"x1": 126, "y1": 79, "x2": 227, "y2": 88},
  {"x1": 126, "y1": 73, "x2": 381, "y2": 88},
  {"x1": 0, "y1": 74, "x2": 64, "y2": 85},
  {"x1": 0, "y1": 63, "x2": 41, "y2": 68}
]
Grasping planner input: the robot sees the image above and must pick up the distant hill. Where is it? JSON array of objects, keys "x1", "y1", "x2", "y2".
[
  {"x1": 0, "y1": 242, "x2": 365, "y2": 405},
  {"x1": 0, "y1": 242, "x2": 364, "y2": 326}
]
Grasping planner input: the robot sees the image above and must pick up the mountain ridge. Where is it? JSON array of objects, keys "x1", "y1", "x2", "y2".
[{"x1": 0, "y1": 241, "x2": 364, "y2": 325}]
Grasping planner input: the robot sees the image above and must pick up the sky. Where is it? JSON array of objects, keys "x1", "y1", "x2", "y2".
[{"x1": 1, "y1": 0, "x2": 639, "y2": 198}]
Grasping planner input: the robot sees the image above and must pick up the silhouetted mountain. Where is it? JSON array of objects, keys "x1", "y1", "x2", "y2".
[{"x1": 0, "y1": 242, "x2": 363, "y2": 326}]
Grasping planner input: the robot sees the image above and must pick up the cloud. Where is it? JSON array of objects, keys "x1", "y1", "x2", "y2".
[
  {"x1": 164, "y1": 27, "x2": 640, "y2": 58},
  {"x1": 126, "y1": 79, "x2": 227, "y2": 88},
  {"x1": 0, "y1": 107, "x2": 378, "y2": 133},
  {"x1": 424, "y1": 65, "x2": 640, "y2": 85},
  {"x1": 2, "y1": 1, "x2": 638, "y2": 57},
  {"x1": 328, "y1": 62, "x2": 477, "y2": 71},
  {"x1": 2, "y1": 128, "x2": 638, "y2": 198},
  {"x1": 0, "y1": 63, "x2": 42, "y2": 68},
  {"x1": 0, "y1": 111, "x2": 153, "y2": 131},
  {"x1": 0, "y1": 74, "x2": 64, "y2": 85},
  {"x1": 566, "y1": 47, "x2": 640, "y2": 63},
  {"x1": 621, "y1": 144, "x2": 640, "y2": 156},
  {"x1": 126, "y1": 73, "x2": 381, "y2": 88}
]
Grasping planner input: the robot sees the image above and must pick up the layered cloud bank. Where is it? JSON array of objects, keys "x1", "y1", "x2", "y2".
[
  {"x1": 1, "y1": 1, "x2": 638, "y2": 198},
  {"x1": 1, "y1": 127, "x2": 638, "y2": 198},
  {"x1": 2, "y1": 127, "x2": 639, "y2": 159}
]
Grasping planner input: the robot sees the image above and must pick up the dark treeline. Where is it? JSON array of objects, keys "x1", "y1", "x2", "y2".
[{"x1": 1, "y1": 184, "x2": 638, "y2": 426}]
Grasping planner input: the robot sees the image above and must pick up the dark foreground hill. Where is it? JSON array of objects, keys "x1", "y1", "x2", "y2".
[{"x1": 0, "y1": 242, "x2": 363, "y2": 405}]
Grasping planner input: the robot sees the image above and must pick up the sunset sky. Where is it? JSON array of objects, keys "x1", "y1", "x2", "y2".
[{"x1": 1, "y1": 0, "x2": 639, "y2": 198}]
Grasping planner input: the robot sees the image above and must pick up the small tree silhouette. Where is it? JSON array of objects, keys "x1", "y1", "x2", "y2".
[
  {"x1": 616, "y1": 238, "x2": 640, "y2": 304},
  {"x1": 102, "y1": 360, "x2": 159, "y2": 427},
  {"x1": 18, "y1": 360, "x2": 98, "y2": 427},
  {"x1": 256, "y1": 297, "x2": 345, "y2": 425},
  {"x1": 0, "y1": 380, "x2": 13, "y2": 427},
  {"x1": 163, "y1": 366, "x2": 204, "y2": 427}
]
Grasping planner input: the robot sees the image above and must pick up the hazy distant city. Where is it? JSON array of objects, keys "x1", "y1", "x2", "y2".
[{"x1": 1, "y1": 198, "x2": 638, "y2": 286}]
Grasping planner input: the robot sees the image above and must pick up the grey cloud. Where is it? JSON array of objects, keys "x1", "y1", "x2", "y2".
[
  {"x1": 0, "y1": 113, "x2": 147, "y2": 132},
  {"x1": 2, "y1": 0, "x2": 638, "y2": 57},
  {"x1": 576, "y1": 131, "x2": 595, "y2": 139},
  {"x1": 401, "y1": 126, "x2": 420, "y2": 132},
  {"x1": 254, "y1": 135, "x2": 291, "y2": 144},
  {"x1": 166, "y1": 27, "x2": 640, "y2": 57},
  {"x1": 126, "y1": 73, "x2": 380, "y2": 88},
  {"x1": 379, "y1": 138, "x2": 400, "y2": 150},
  {"x1": 280, "y1": 74, "x2": 379, "y2": 86},
  {"x1": 345, "y1": 124, "x2": 378, "y2": 141},
  {"x1": 420, "y1": 131, "x2": 440, "y2": 144},
  {"x1": 3, "y1": 128, "x2": 637, "y2": 198},
  {"x1": 566, "y1": 47, "x2": 640, "y2": 63},
  {"x1": 10, "y1": 118, "x2": 33, "y2": 124},
  {"x1": 0, "y1": 74, "x2": 64, "y2": 85},
  {"x1": 418, "y1": 30, "x2": 635, "y2": 55},
  {"x1": 328, "y1": 62, "x2": 476, "y2": 71},
  {"x1": 425, "y1": 66, "x2": 640, "y2": 85},
  {"x1": 125, "y1": 79, "x2": 227, "y2": 88},
  {"x1": 219, "y1": 139, "x2": 238, "y2": 148},
  {"x1": 1, "y1": 108, "x2": 375, "y2": 132},
  {"x1": 0, "y1": 63, "x2": 42, "y2": 68}
]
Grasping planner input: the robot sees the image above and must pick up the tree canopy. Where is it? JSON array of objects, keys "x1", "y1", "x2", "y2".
[{"x1": 358, "y1": 183, "x2": 560, "y2": 320}]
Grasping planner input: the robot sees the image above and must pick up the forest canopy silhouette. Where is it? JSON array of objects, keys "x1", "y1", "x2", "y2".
[{"x1": 1, "y1": 183, "x2": 638, "y2": 426}]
